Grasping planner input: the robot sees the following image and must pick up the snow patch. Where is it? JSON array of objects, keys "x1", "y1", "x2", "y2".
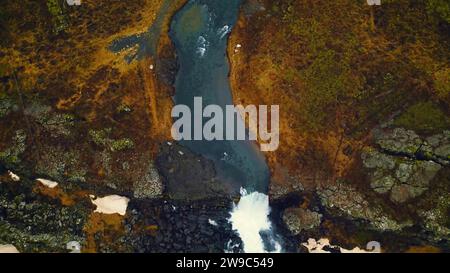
[
  {"x1": 0, "y1": 244, "x2": 19, "y2": 253},
  {"x1": 90, "y1": 195, "x2": 130, "y2": 216},
  {"x1": 37, "y1": 178, "x2": 58, "y2": 189},
  {"x1": 208, "y1": 219, "x2": 218, "y2": 226},
  {"x1": 302, "y1": 238, "x2": 381, "y2": 253},
  {"x1": 8, "y1": 171, "x2": 20, "y2": 182},
  {"x1": 67, "y1": 241, "x2": 81, "y2": 253}
]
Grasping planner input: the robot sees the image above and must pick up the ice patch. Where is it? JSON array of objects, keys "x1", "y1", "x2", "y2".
[
  {"x1": 228, "y1": 188, "x2": 282, "y2": 253},
  {"x1": 208, "y1": 219, "x2": 218, "y2": 226}
]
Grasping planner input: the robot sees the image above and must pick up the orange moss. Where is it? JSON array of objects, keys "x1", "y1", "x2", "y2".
[
  {"x1": 32, "y1": 183, "x2": 89, "y2": 207},
  {"x1": 145, "y1": 225, "x2": 159, "y2": 237},
  {"x1": 83, "y1": 212, "x2": 126, "y2": 253},
  {"x1": 405, "y1": 246, "x2": 441, "y2": 253}
]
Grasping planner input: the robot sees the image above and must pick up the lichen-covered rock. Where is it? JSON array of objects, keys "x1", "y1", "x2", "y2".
[
  {"x1": 374, "y1": 128, "x2": 449, "y2": 165},
  {"x1": 133, "y1": 162, "x2": 163, "y2": 199},
  {"x1": 362, "y1": 147, "x2": 442, "y2": 203},
  {"x1": 34, "y1": 144, "x2": 87, "y2": 184},
  {"x1": 418, "y1": 194, "x2": 450, "y2": 242},
  {"x1": 375, "y1": 128, "x2": 423, "y2": 157},
  {"x1": 0, "y1": 130, "x2": 27, "y2": 169},
  {"x1": 390, "y1": 160, "x2": 441, "y2": 203},
  {"x1": 318, "y1": 181, "x2": 412, "y2": 231},
  {"x1": 362, "y1": 149, "x2": 396, "y2": 170},
  {"x1": 370, "y1": 172, "x2": 396, "y2": 194},
  {"x1": 282, "y1": 208, "x2": 321, "y2": 235},
  {"x1": 24, "y1": 102, "x2": 76, "y2": 138},
  {"x1": 420, "y1": 131, "x2": 450, "y2": 165},
  {"x1": 269, "y1": 163, "x2": 305, "y2": 201},
  {"x1": 0, "y1": 94, "x2": 15, "y2": 118},
  {"x1": 0, "y1": 178, "x2": 88, "y2": 252}
]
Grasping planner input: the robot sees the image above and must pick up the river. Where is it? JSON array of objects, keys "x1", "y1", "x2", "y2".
[{"x1": 169, "y1": 0, "x2": 270, "y2": 194}]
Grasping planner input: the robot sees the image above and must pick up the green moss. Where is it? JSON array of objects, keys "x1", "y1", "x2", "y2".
[
  {"x1": 110, "y1": 138, "x2": 134, "y2": 151},
  {"x1": 433, "y1": 68, "x2": 450, "y2": 99},
  {"x1": 0, "y1": 182, "x2": 88, "y2": 252},
  {"x1": 298, "y1": 50, "x2": 360, "y2": 130},
  {"x1": 394, "y1": 102, "x2": 450, "y2": 133},
  {"x1": 88, "y1": 129, "x2": 111, "y2": 147},
  {"x1": 0, "y1": 91, "x2": 15, "y2": 118},
  {"x1": 39, "y1": 112, "x2": 76, "y2": 137},
  {"x1": 116, "y1": 104, "x2": 132, "y2": 114},
  {"x1": 89, "y1": 128, "x2": 134, "y2": 152},
  {"x1": 46, "y1": 0, "x2": 68, "y2": 34},
  {"x1": 426, "y1": 0, "x2": 450, "y2": 23}
]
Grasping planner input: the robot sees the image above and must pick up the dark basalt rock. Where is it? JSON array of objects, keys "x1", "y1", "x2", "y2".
[
  {"x1": 123, "y1": 198, "x2": 243, "y2": 253},
  {"x1": 156, "y1": 142, "x2": 235, "y2": 201}
]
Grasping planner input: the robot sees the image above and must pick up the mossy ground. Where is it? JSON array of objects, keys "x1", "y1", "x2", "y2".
[
  {"x1": 229, "y1": 0, "x2": 449, "y2": 187},
  {"x1": 394, "y1": 101, "x2": 450, "y2": 134},
  {"x1": 0, "y1": 0, "x2": 187, "y2": 252}
]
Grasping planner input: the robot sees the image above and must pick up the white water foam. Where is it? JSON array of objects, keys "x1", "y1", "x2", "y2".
[{"x1": 228, "y1": 188, "x2": 282, "y2": 253}]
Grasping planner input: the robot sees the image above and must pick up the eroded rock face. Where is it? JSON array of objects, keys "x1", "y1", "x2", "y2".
[
  {"x1": 282, "y1": 208, "x2": 322, "y2": 235},
  {"x1": 317, "y1": 181, "x2": 412, "y2": 231}
]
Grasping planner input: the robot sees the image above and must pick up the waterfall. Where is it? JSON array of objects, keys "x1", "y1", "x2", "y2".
[{"x1": 228, "y1": 188, "x2": 282, "y2": 253}]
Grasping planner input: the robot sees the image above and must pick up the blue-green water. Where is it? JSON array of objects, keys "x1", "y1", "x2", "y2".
[
  {"x1": 169, "y1": 0, "x2": 269, "y2": 194},
  {"x1": 109, "y1": 0, "x2": 172, "y2": 62}
]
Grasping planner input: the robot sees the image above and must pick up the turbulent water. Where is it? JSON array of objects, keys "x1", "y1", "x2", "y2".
[
  {"x1": 228, "y1": 189, "x2": 282, "y2": 253},
  {"x1": 169, "y1": 0, "x2": 281, "y2": 252}
]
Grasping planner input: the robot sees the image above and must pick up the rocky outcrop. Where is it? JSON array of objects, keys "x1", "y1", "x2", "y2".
[
  {"x1": 133, "y1": 162, "x2": 163, "y2": 199},
  {"x1": 363, "y1": 149, "x2": 441, "y2": 203},
  {"x1": 317, "y1": 181, "x2": 412, "y2": 231},
  {"x1": 375, "y1": 128, "x2": 423, "y2": 158},
  {"x1": 125, "y1": 199, "x2": 242, "y2": 253},
  {"x1": 282, "y1": 208, "x2": 322, "y2": 235},
  {"x1": 375, "y1": 128, "x2": 450, "y2": 165},
  {"x1": 421, "y1": 131, "x2": 450, "y2": 165}
]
